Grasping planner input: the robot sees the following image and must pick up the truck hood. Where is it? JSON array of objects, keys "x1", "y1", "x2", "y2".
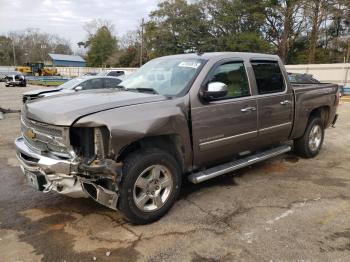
[
  {"x1": 24, "y1": 89, "x2": 168, "y2": 126},
  {"x1": 23, "y1": 88, "x2": 62, "y2": 96}
]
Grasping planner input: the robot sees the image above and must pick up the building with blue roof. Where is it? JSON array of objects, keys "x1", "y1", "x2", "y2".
[{"x1": 48, "y1": 53, "x2": 86, "y2": 67}]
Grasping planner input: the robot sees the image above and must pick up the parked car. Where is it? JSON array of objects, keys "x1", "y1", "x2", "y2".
[
  {"x1": 288, "y1": 72, "x2": 320, "y2": 84},
  {"x1": 82, "y1": 72, "x2": 98, "y2": 76},
  {"x1": 4, "y1": 72, "x2": 27, "y2": 87},
  {"x1": 22, "y1": 76, "x2": 123, "y2": 103},
  {"x1": 15, "y1": 52, "x2": 339, "y2": 224},
  {"x1": 97, "y1": 69, "x2": 126, "y2": 77}
]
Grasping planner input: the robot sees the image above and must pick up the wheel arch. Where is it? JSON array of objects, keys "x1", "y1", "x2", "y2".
[
  {"x1": 116, "y1": 134, "x2": 187, "y2": 173},
  {"x1": 308, "y1": 105, "x2": 330, "y2": 128}
]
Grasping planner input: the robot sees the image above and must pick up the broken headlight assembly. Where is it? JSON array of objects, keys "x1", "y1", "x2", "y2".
[
  {"x1": 70, "y1": 127, "x2": 109, "y2": 159},
  {"x1": 70, "y1": 126, "x2": 120, "y2": 209},
  {"x1": 71, "y1": 126, "x2": 120, "y2": 179}
]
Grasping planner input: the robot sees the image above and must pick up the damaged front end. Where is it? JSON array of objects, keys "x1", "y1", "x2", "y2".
[
  {"x1": 70, "y1": 126, "x2": 123, "y2": 210},
  {"x1": 15, "y1": 117, "x2": 122, "y2": 210}
]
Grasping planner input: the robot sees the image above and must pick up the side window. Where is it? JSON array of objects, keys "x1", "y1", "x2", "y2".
[
  {"x1": 207, "y1": 61, "x2": 250, "y2": 99},
  {"x1": 105, "y1": 78, "x2": 122, "y2": 88},
  {"x1": 108, "y1": 71, "x2": 125, "y2": 77},
  {"x1": 81, "y1": 78, "x2": 104, "y2": 90},
  {"x1": 251, "y1": 61, "x2": 285, "y2": 94}
]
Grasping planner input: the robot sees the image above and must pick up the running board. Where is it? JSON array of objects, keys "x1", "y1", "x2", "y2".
[{"x1": 188, "y1": 145, "x2": 291, "y2": 184}]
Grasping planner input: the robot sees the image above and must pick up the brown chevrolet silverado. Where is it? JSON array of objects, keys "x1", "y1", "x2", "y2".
[{"x1": 15, "y1": 52, "x2": 340, "y2": 224}]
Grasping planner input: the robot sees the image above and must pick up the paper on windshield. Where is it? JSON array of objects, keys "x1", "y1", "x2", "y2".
[{"x1": 178, "y1": 61, "x2": 201, "y2": 69}]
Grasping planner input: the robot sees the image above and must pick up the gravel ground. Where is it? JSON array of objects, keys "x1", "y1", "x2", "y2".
[{"x1": 1, "y1": 81, "x2": 350, "y2": 262}]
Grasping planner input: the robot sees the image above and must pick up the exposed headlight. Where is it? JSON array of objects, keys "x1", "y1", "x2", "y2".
[
  {"x1": 70, "y1": 126, "x2": 109, "y2": 160},
  {"x1": 94, "y1": 127, "x2": 106, "y2": 159}
]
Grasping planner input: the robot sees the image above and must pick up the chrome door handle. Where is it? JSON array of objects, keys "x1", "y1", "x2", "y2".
[
  {"x1": 241, "y1": 106, "x2": 256, "y2": 112},
  {"x1": 280, "y1": 100, "x2": 291, "y2": 105}
]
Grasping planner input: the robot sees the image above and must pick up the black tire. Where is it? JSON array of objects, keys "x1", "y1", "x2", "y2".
[
  {"x1": 118, "y1": 148, "x2": 182, "y2": 224},
  {"x1": 294, "y1": 117, "x2": 324, "y2": 158}
]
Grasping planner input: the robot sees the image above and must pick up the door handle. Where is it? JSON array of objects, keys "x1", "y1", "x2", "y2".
[
  {"x1": 241, "y1": 106, "x2": 256, "y2": 112},
  {"x1": 280, "y1": 100, "x2": 291, "y2": 105}
]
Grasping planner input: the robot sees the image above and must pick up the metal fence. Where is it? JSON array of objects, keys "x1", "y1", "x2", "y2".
[{"x1": 55, "y1": 67, "x2": 138, "y2": 77}]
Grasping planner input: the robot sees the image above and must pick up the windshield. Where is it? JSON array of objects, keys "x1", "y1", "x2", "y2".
[
  {"x1": 59, "y1": 78, "x2": 85, "y2": 89},
  {"x1": 121, "y1": 57, "x2": 205, "y2": 96}
]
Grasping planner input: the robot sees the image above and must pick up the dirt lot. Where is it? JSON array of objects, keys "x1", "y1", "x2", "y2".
[{"x1": 1, "y1": 82, "x2": 350, "y2": 262}]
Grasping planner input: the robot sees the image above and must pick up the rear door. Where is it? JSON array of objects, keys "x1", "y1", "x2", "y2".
[
  {"x1": 104, "y1": 78, "x2": 122, "y2": 88},
  {"x1": 80, "y1": 78, "x2": 105, "y2": 90},
  {"x1": 191, "y1": 59, "x2": 258, "y2": 166},
  {"x1": 251, "y1": 60, "x2": 294, "y2": 143}
]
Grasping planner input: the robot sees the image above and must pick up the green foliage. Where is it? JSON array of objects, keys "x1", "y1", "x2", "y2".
[
  {"x1": 86, "y1": 26, "x2": 118, "y2": 67},
  {"x1": 143, "y1": 0, "x2": 273, "y2": 59},
  {"x1": 117, "y1": 46, "x2": 140, "y2": 67},
  {"x1": 0, "y1": 36, "x2": 13, "y2": 65},
  {"x1": 145, "y1": 0, "x2": 211, "y2": 57},
  {"x1": 0, "y1": 30, "x2": 72, "y2": 66},
  {"x1": 1, "y1": 0, "x2": 350, "y2": 66}
]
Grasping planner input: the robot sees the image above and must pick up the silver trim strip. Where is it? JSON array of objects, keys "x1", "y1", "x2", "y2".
[
  {"x1": 199, "y1": 130, "x2": 258, "y2": 151},
  {"x1": 200, "y1": 130, "x2": 257, "y2": 146},
  {"x1": 259, "y1": 122, "x2": 292, "y2": 133}
]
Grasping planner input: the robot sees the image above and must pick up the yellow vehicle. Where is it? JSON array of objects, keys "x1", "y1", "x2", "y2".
[
  {"x1": 42, "y1": 67, "x2": 58, "y2": 76},
  {"x1": 15, "y1": 63, "x2": 58, "y2": 76},
  {"x1": 15, "y1": 65, "x2": 32, "y2": 75}
]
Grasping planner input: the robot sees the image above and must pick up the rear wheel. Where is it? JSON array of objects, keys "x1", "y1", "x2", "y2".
[
  {"x1": 294, "y1": 117, "x2": 324, "y2": 158},
  {"x1": 118, "y1": 148, "x2": 182, "y2": 224}
]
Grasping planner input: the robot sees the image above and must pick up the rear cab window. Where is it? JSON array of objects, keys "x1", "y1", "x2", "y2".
[{"x1": 251, "y1": 60, "x2": 285, "y2": 94}]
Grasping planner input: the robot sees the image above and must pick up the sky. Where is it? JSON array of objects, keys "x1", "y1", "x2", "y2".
[{"x1": 0, "y1": 0, "x2": 159, "y2": 50}]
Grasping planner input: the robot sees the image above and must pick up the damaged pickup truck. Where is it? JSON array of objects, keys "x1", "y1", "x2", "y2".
[{"x1": 15, "y1": 52, "x2": 340, "y2": 224}]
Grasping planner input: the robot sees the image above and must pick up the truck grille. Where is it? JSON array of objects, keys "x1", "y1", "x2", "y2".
[{"x1": 21, "y1": 117, "x2": 69, "y2": 157}]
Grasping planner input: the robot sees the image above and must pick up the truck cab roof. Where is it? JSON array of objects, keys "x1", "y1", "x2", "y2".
[{"x1": 159, "y1": 52, "x2": 280, "y2": 62}]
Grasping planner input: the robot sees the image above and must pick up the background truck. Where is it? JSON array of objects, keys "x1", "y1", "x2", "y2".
[{"x1": 15, "y1": 52, "x2": 339, "y2": 224}]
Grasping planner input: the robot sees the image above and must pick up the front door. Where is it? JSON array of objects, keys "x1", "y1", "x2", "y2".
[{"x1": 191, "y1": 60, "x2": 258, "y2": 167}]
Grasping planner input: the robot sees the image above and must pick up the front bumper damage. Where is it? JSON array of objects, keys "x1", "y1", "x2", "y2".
[{"x1": 15, "y1": 136, "x2": 120, "y2": 210}]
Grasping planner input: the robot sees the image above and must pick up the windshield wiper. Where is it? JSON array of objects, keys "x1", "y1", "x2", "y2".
[{"x1": 126, "y1": 87, "x2": 158, "y2": 94}]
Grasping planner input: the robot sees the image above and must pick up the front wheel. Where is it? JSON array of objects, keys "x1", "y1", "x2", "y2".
[
  {"x1": 294, "y1": 117, "x2": 324, "y2": 158},
  {"x1": 118, "y1": 148, "x2": 182, "y2": 224}
]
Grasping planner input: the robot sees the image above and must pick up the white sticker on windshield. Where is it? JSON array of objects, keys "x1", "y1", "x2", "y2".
[{"x1": 178, "y1": 61, "x2": 201, "y2": 69}]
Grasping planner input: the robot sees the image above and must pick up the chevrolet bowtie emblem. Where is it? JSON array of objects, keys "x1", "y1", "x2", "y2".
[{"x1": 27, "y1": 128, "x2": 36, "y2": 140}]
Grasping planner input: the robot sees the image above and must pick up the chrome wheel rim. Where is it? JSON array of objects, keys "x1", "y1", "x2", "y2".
[
  {"x1": 309, "y1": 124, "x2": 322, "y2": 151},
  {"x1": 133, "y1": 165, "x2": 173, "y2": 212}
]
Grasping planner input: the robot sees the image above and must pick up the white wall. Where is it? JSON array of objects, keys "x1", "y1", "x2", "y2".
[
  {"x1": 285, "y1": 63, "x2": 350, "y2": 87},
  {"x1": 0, "y1": 66, "x2": 15, "y2": 72},
  {"x1": 56, "y1": 67, "x2": 138, "y2": 77}
]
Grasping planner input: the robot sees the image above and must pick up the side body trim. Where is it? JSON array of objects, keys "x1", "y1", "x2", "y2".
[{"x1": 199, "y1": 130, "x2": 257, "y2": 151}]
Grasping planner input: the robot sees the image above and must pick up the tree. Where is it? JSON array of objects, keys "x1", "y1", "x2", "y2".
[
  {"x1": 0, "y1": 36, "x2": 14, "y2": 65},
  {"x1": 263, "y1": 0, "x2": 306, "y2": 63},
  {"x1": 0, "y1": 29, "x2": 72, "y2": 65},
  {"x1": 86, "y1": 25, "x2": 118, "y2": 67},
  {"x1": 202, "y1": 0, "x2": 272, "y2": 52},
  {"x1": 144, "y1": 0, "x2": 210, "y2": 57}
]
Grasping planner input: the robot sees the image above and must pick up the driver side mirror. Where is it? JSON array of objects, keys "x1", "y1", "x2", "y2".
[
  {"x1": 200, "y1": 82, "x2": 228, "y2": 101},
  {"x1": 75, "y1": 86, "x2": 83, "y2": 91}
]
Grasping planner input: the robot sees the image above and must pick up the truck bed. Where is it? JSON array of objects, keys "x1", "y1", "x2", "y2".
[{"x1": 290, "y1": 83, "x2": 339, "y2": 140}]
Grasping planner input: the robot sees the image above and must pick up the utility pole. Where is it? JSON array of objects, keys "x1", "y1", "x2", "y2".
[
  {"x1": 12, "y1": 39, "x2": 16, "y2": 66},
  {"x1": 346, "y1": 39, "x2": 350, "y2": 63},
  {"x1": 7, "y1": 33, "x2": 16, "y2": 66},
  {"x1": 140, "y1": 18, "x2": 144, "y2": 67}
]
